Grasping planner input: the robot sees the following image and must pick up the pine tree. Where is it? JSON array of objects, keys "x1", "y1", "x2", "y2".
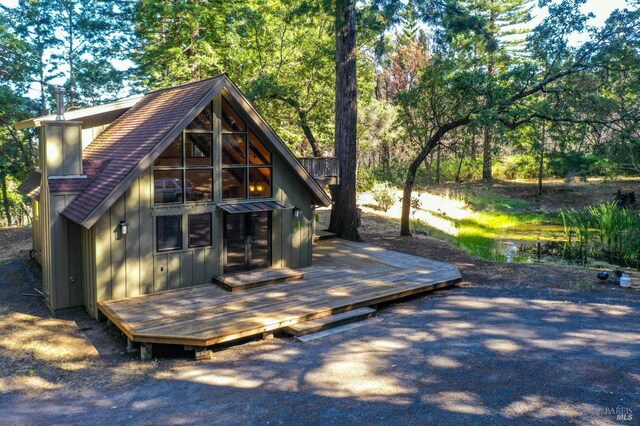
[{"x1": 455, "y1": 0, "x2": 535, "y2": 180}]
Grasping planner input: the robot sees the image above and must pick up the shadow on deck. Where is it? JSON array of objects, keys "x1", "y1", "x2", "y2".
[{"x1": 98, "y1": 239, "x2": 462, "y2": 356}]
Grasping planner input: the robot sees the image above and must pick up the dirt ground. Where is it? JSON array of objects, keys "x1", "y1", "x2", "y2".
[
  {"x1": 1, "y1": 219, "x2": 639, "y2": 424},
  {"x1": 429, "y1": 177, "x2": 640, "y2": 214}
]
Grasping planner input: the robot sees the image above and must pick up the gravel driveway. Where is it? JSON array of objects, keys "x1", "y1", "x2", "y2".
[{"x1": 1, "y1": 228, "x2": 639, "y2": 425}]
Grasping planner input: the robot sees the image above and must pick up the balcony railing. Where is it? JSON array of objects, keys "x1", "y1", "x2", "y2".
[{"x1": 298, "y1": 157, "x2": 340, "y2": 186}]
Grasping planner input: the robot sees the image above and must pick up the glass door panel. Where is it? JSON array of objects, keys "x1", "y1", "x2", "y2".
[
  {"x1": 224, "y1": 214, "x2": 247, "y2": 273},
  {"x1": 249, "y1": 212, "x2": 270, "y2": 269}
]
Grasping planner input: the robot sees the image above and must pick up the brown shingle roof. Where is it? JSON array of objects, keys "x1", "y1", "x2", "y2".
[
  {"x1": 17, "y1": 171, "x2": 41, "y2": 200},
  {"x1": 58, "y1": 74, "x2": 330, "y2": 229},
  {"x1": 62, "y1": 76, "x2": 226, "y2": 227}
]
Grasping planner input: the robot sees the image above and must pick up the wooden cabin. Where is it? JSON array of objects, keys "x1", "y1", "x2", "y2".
[{"x1": 17, "y1": 74, "x2": 331, "y2": 319}]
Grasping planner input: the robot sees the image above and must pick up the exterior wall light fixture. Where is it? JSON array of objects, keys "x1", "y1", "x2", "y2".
[{"x1": 119, "y1": 221, "x2": 129, "y2": 236}]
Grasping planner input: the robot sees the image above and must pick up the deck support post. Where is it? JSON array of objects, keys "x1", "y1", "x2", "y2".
[
  {"x1": 127, "y1": 339, "x2": 137, "y2": 354},
  {"x1": 140, "y1": 343, "x2": 153, "y2": 361},
  {"x1": 262, "y1": 331, "x2": 274, "y2": 340}
]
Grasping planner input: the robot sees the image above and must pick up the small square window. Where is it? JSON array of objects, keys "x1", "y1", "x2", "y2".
[
  {"x1": 157, "y1": 215, "x2": 182, "y2": 252},
  {"x1": 222, "y1": 134, "x2": 246, "y2": 165},
  {"x1": 185, "y1": 133, "x2": 212, "y2": 166},
  {"x1": 188, "y1": 213, "x2": 212, "y2": 248},
  {"x1": 154, "y1": 170, "x2": 183, "y2": 205},
  {"x1": 186, "y1": 169, "x2": 212, "y2": 202},
  {"x1": 222, "y1": 168, "x2": 246, "y2": 199},
  {"x1": 248, "y1": 167, "x2": 272, "y2": 198},
  {"x1": 154, "y1": 135, "x2": 182, "y2": 167}
]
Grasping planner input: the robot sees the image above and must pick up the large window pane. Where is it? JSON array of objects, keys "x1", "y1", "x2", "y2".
[
  {"x1": 249, "y1": 131, "x2": 271, "y2": 165},
  {"x1": 187, "y1": 102, "x2": 212, "y2": 131},
  {"x1": 156, "y1": 215, "x2": 182, "y2": 252},
  {"x1": 154, "y1": 170, "x2": 183, "y2": 204},
  {"x1": 222, "y1": 134, "x2": 246, "y2": 165},
  {"x1": 249, "y1": 167, "x2": 272, "y2": 198},
  {"x1": 188, "y1": 213, "x2": 212, "y2": 248},
  {"x1": 186, "y1": 169, "x2": 212, "y2": 202},
  {"x1": 222, "y1": 98, "x2": 246, "y2": 132},
  {"x1": 222, "y1": 168, "x2": 246, "y2": 199},
  {"x1": 154, "y1": 135, "x2": 182, "y2": 167},
  {"x1": 185, "y1": 133, "x2": 212, "y2": 166}
]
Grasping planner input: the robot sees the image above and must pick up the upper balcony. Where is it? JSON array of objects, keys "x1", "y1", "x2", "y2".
[{"x1": 298, "y1": 157, "x2": 340, "y2": 186}]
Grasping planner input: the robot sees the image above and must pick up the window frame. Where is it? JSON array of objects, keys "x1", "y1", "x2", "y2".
[
  {"x1": 156, "y1": 215, "x2": 183, "y2": 252},
  {"x1": 153, "y1": 103, "x2": 216, "y2": 207},
  {"x1": 221, "y1": 98, "x2": 273, "y2": 201},
  {"x1": 188, "y1": 212, "x2": 213, "y2": 249}
]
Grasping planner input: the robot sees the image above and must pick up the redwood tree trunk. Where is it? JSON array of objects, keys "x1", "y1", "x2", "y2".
[
  {"x1": 1, "y1": 173, "x2": 12, "y2": 226},
  {"x1": 482, "y1": 126, "x2": 492, "y2": 180},
  {"x1": 328, "y1": 1, "x2": 360, "y2": 241}
]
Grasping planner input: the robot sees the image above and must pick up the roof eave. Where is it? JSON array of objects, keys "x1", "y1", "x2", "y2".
[{"x1": 15, "y1": 96, "x2": 143, "y2": 130}]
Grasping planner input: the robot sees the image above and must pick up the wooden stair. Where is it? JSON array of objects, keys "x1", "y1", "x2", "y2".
[
  {"x1": 314, "y1": 229, "x2": 337, "y2": 241},
  {"x1": 214, "y1": 267, "x2": 304, "y2": 292},
  {"x1": 285, "y1": 307, "x2": 377, "y2": 337}
]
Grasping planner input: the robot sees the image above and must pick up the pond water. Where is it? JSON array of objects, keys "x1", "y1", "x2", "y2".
[{"x1": 415, "y1": 214, "x2": 569, "y2": 264}]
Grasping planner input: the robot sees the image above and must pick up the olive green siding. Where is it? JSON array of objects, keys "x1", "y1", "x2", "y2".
[
  {"x1": 90, "y1": 156, "x2": 313, "y2": 317},
  {"x1": 34, "y1": 92, "x2": 318, "y2": 319},
  {"x1": 37, "y1": 123, "x2": 86, "y2": 313},
  {"x1": 32, "y1": 200, "x2": 42, "y2": 256}
]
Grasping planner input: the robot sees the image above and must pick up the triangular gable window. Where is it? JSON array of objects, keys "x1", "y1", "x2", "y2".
[{"x1": 221, "y1": 97, "x2": 272, "y2": 200}]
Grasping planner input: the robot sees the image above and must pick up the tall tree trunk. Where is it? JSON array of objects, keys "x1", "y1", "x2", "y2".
[
  {"x1": 400, "y1": 117, "x2": 471, "y2": 236},
  {"x1": 455, "y1": 154, "x2": 464, "y2": 183},
  {"x1": 381, "y1": 140, "x2": 390, "y2": 176},
  {"x1": 482, "y1": 126, "x2": 492, "y2": 180},
  {"x1": 435, "y1": 143, "x2": 442, "y2": 185},
  {"x1": 328, "y1": 1, "x2": 360, "y2": 241},
  {"x1": 1, "y1": 173, "x2": 11, "y2": 226},
  {"x1": 538, "y1": 123, "x2": 545, "y2": 195}
]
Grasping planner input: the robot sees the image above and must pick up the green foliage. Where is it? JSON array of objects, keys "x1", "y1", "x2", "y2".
[
  {"x1": 462, "y1": 191, "x2": 532, "y2": 213},
  {"x1": 547, "y1": 152, "x2": 618, "y2": 178},
  {"x1": 561, "y1": 203, "x2": 640, "y2": 268},
  {"x1": 356, "y1": 166, "x2": 378, "y2": 193},
  {"x1": 494, "y1": 155, "x2": 544, "y2": 180},
  {"x1": 371, "y1": 182, "x2": 396, "y2": 212}
]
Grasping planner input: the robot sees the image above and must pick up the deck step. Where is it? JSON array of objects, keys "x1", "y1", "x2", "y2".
[
  {"x1": 214, "y1": 267, "x2": 304, "y2": 292},
  {"x1": 296, "y1": 318, "x2": 381, "y2": 342},
  {"x1": 314, "y1": 230, "x2": 337, "y2": 241},
  {"x1": 285, "y1": 307, "x2": 377, "y2": 337}
]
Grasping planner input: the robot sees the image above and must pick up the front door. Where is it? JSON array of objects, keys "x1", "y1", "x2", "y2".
[{"x1": 224, "y1": 212, "x2": 271, "y2": 273}]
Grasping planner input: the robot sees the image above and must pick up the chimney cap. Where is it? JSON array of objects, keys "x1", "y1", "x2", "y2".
[{"x1": 55, "y1": 87, "x2": 66, "y2": 121}]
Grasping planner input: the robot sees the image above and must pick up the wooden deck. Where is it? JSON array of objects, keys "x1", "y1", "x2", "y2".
[{"x1": 98, "y1": 239, "x2": 462, "y2": 348}]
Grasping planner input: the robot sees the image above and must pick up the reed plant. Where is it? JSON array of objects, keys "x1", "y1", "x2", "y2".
[{"x1": 561, "y1": 202, "x2": 640, "y2": 268}]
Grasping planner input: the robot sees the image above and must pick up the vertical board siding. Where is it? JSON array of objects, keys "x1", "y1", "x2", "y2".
[
  {"x1": 139, "y1": 169, "x2": 154, "y2": 294},
  {"x1": 110, "y1": 197, "x2": 127, "y2": 300},
  {"x1": 125, "y1": 177, "x2": 141, "y2": 297},
  {"x1": 154, "y1": 254, "x2": 168, "y2": 292},
  {"x1": 90, "y1": 93, "x2": 317, "y2": 318},
  {"x1": 168, "y1": 253, "x2": 182, "y2": 289}
]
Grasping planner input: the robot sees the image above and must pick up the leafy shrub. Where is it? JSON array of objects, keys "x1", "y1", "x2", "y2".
[
  {"x1": 357, "y1": 166, "x2": 378, "y2": 193},
  {"x1": 495, "y1": 155, "x2": 544, "y2": 180},
  {"x1": 548, "y1": 152, "x2": 618, "y2": 178},
  {"x1": 371, "y1": 182, "x2": 396, "y2": 212}
]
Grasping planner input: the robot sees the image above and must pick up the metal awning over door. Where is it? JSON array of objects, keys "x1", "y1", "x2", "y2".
[{"x1": 217, "y1": 200, "x2": 294, "y2": 214}]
